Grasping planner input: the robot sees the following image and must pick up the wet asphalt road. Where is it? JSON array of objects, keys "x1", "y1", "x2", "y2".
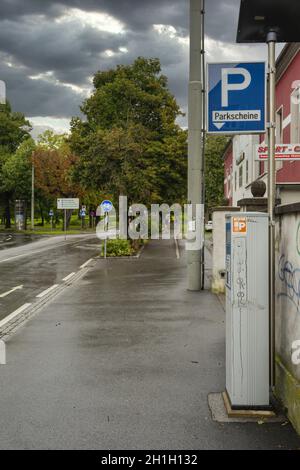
[
  {"x1": 0, "y1": 235, "x2": 101, "y2": 322},
  {"x1": 0, "y1": 233, "x2": 43, "y2": 250},
  {"x1": 0, "y1": 239, "x2": 299, "y2": 449}
]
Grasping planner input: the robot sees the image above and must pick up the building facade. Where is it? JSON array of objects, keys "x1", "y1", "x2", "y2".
[{"x1": 224, "y1": 43, "x2": 300, "y2": 205}]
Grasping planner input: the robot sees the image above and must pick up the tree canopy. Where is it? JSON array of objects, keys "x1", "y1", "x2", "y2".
[
  {"x1": 0, "y1": 102, "x2": 32, "y2": 227},
  {"x1": 0, "y1": 102, "x2": 31, "y2": 153},
  {"x1": 0, "y1": 59, "x2": 229, "y2": 230},
  {"x1": 69, "y1": 57, "x2": 187, "y2": 206},
  {"x1": 204, "y1": 135, "x2": 229, "y2": 214}
]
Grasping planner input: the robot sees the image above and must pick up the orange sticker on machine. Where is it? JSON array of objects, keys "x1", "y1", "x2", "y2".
[{"x1": 232, "y1": 217, "x2": 247, "y2": 233}]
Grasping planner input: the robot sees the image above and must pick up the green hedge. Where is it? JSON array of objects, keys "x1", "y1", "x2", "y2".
[{"x1": 102, "y1": 239, "x2": 134, "y2": 257}]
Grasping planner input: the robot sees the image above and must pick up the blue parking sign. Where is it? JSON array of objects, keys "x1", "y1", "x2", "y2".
[{"x1": 207, "y1": 62, "x2": 266, "y2": 134}]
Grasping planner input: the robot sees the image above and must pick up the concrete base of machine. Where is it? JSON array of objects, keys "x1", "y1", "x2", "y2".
[
  {"x1": 222, "y1": 391, "x2": 276, "y2": 418},
  {"x1": 208, "y1": 392, "x2": 286, "y2": 423}
]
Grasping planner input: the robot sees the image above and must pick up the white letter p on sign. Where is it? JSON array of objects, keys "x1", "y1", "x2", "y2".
[{"x1": 221, "y1": 68, "x2": 251, "y2": 107}]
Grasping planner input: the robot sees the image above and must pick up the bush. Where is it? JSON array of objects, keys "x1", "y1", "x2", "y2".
[{"x1": 101, "y1": 239, "x2": 134, "y2": 257}]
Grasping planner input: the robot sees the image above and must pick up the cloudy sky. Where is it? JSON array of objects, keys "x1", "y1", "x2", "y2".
[{"x1": 0, "y1": 0, "x2": 269, "y2": 134}]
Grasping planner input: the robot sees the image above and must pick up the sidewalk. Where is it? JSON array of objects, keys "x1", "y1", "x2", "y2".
[{"x1": 0, "y1": 239, "x2": 299, "y2": 449}]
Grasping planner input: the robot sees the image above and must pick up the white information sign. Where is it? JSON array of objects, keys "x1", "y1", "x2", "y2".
[{"x1": 57, "y1": 198, "x2": 80, "y2": 210}]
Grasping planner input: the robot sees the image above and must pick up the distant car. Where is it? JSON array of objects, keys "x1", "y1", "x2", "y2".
[{"x1": 205, "y1": 220, "x2": 213, "y2": 231}]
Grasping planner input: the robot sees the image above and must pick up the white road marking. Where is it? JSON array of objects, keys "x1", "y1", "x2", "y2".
[
  {"x1": 0, "y1": 303, "x2": 32, "y2": 329},
  {"x1": 62, "y1": 272, "x2": 76, "y2": 282},
  {"x1": 0, "y1": 250, "x2": 44, "y2": 264},
  {"x1": 36, "y1": 284, "x2": 59, "y2": 298},
  {"x1": 174, "y1": 238, "x2": 180, "y2": 259},
  {"x1": 80, "y1": 258, "x2": 93, "y2": 269},
  {"x1": 0, "y1": 285, "x2": 23, "y2": 298}
]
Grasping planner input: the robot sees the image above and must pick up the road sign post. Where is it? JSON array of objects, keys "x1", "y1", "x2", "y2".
[
  {"x1": 187, "y1": 0, "x2": 204, "y2": 291},
  {"x1": 49, "y1": 209, "x2": 54, "y2": 231},
  {"x1": 64, "y1": 209, "x2": 67, "y2": 241},
  {"x1": 207, "y1": 62, "x2": 266, "y2": 134},
  {"x1": 100, "y1": 200, "x2": 113, "y2": 259},
  {"x1": 104, "y1": 214, "x2": 108, "y2": 259},
  {"x1": 57, "y1": 198, "x2": 80, "y2": 241},
  {"x1": 80, "y1": 206, "x2": 86, "y2": 229}
]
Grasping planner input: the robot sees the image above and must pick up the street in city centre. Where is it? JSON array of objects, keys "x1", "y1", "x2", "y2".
[{"x1": 0, "y1": 0, "x2": 300, "y2": 457}]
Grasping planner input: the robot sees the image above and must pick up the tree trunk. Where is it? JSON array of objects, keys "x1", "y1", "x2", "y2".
[{"x1": 39, "y1": 203, "x2": 44, "y2": 226}]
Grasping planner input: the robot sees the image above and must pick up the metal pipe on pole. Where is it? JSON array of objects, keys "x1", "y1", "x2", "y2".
[
  {"x1": 200, "y1": 0, "x2": 206, "y2": 290},
  {"x1": 64, "y1": 208, "x2": 67, "y2": 241},
  {"x1": 267, "y1": 31, "x2": 277, "y2": 388},
  {"x1": 187, "y1": 0, "x2": 203, "y2": 291}
]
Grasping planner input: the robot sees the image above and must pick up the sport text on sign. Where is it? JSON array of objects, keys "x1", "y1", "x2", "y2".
[{"x1": 255, "y1": 144, "x2": 300, "y2": 161}]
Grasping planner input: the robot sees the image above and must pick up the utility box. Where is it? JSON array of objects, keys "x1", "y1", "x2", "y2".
[{"x1": 225, "y1": 212, "x2": 269, "y2": 408}]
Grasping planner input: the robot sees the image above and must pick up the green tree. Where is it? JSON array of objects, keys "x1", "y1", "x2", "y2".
[
  {"x1": 204, "y1": 135, "x2": 229, "y2": 215},
  {"x1": 81, "y1": 57, "x2": 180, "y2": 135},
  {"x1": 37, "y1": 129, "x2": 67, "y2": 150},
  {"x1": 0, "y1": 102, "x2": 31, "y2": 153},
  {"x1": 33, "y1": 131, "x2": 98, "y2": 228},
  {"x1": 1, "y1": 137, "x2": 35, "y2": 201},
  {"x1": 0, "y1": 102, "x2": 31, "y2": 227},
  {"x1": 69, "y1": 57, "x2": 187, "y2": 207}
]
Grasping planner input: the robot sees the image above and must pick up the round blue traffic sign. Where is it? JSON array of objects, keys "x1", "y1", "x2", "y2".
[{"x1": 100, "y1": 200, "x2": 113, "y2": 213}]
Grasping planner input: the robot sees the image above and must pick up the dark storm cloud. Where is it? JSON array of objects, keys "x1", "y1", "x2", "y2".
[
  {"x1": 0, "y1": 1, "x2": 239, "y2": 39},
  {"x1": 0, "y1": 17, "x2": 126, "y2": 84},
  {"x1": 0, "y1": 58, "x2": 82, "y2": 117},
  {"x1": 0, "y1": 0, "x2": 245, "y2": 122}
]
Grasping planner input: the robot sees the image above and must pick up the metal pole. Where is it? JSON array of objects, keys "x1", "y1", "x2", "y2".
[
  {"x1": 187, "y1": 0, "x2": 203, "y2": 291},
  {"x1": 104, "y1": 211, "x2": 108, "y2": 259},
  {"x1": 31, "y1": 153, "x2": 34, "y2": 231},
  {"x1": 201, "y1": 0, "x2": 206, "y2": 290},
  {"x1": 64, "y1": 209, "x2": 67, "y2": 241},
  {"x1": 267, "y1": 31, "x2": 276, "y2": 388}
]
